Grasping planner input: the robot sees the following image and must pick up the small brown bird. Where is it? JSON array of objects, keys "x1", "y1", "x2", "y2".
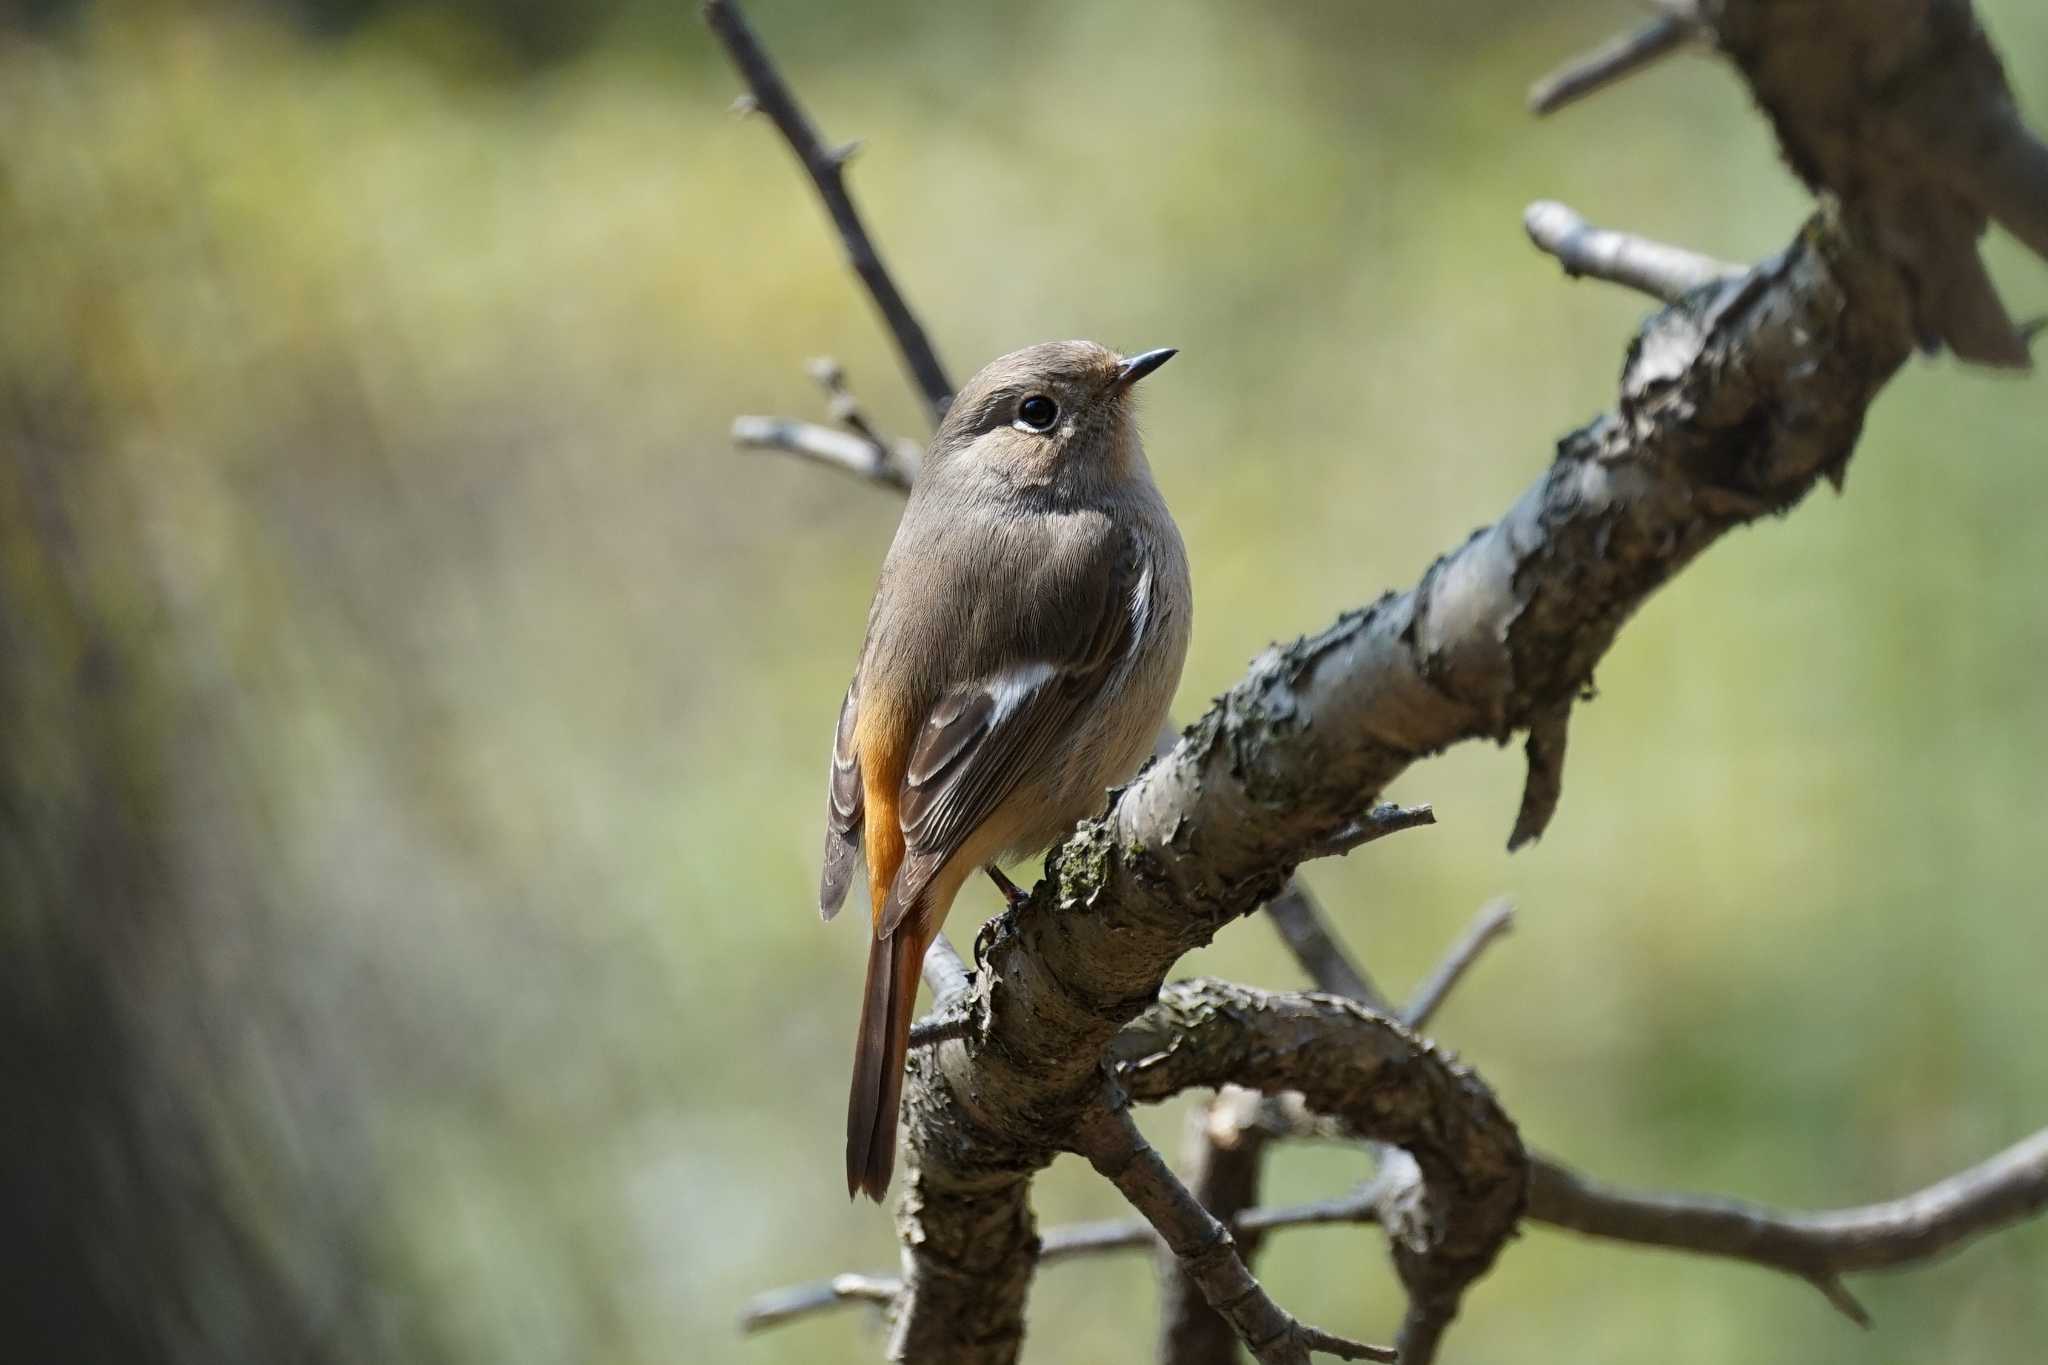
[{"x1": 821, "y1": 339, "x2": 1192, "y2": 1201}]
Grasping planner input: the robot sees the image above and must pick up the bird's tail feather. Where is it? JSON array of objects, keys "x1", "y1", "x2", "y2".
[{"x1": 846, "y1": 925, "x2": 923, "y2": 1201}]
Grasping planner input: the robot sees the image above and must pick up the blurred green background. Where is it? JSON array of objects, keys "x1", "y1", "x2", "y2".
[{"x1": 3, "y1": 1, "x2": 2045, "y2": 1361}]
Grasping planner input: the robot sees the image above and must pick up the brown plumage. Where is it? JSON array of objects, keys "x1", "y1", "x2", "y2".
[{"x1": 820, "y1": 339, "x2": 1192, "y2": 1201}]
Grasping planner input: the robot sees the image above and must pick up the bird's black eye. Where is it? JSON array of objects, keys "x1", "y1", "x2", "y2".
[{"x1": 1017, "y1": 394, "x2": 1058, "y2": 431}]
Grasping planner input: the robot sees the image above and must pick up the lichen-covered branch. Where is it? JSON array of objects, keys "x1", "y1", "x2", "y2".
[
  {"x1": 710, "y1": 0, "x2": 2048, "y2": 1359},
  {"x1": 1705, "y1": 0, "x2": 2042, "y2": 366}
]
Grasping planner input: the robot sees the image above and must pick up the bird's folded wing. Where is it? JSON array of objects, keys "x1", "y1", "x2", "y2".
[
  {"x1": 818, "y1": 679, "x2": 864, "y2": 919},
  {"x1": 879, "y1": 539, "x2": 1149, "y2": 937}
]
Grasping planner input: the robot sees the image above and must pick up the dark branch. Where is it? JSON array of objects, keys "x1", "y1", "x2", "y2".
[
  {"x1": 1264, "y1": 883, "x2": 1390, "y2": 1009},
  {"x1": 1112, "y1": 982, "x2": 1526, "y2": 1363},
  {"x1": 1528, "y1": 10, "x2": 1698, "y2": 116},
  {"x1": 1072, "y1": 1097, "x2": 1396, "y2": 1365},
  {"x1": 1527, "y1": 1130, "x2": 2048, "y2": 1326},
  {"x1": 1398, "y1": 898, "x2": 1515, "y2": 1029},
  {"x1": 704, "y1": 0, "x2": 954, "y2": 418}
]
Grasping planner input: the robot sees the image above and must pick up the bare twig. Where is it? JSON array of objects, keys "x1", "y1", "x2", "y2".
[
  {"x1": 731, "y1": 414, "x2": 913, "y2": 490},
  {"x1": 704, "y1": 0, "x2": 953, "y2": 419},
  {"x1": 1071, "y1": 1097, "x2": 1397, "y2": 1365},
  {"x1": 1528, "y1": 1130, "x2": 2048, "y2": 1325},
  {"x1": 907, "y1": 1013, "x2": 972, "y2": 1048},
  {"x1": 1264, "y1": 883, "x2": 1391, "y2": 1009},
  {"x1": 741, "y1": 1272, "x2": 899, "y2": 1334},
  {"x1": 749, "y1": 1127, "x2": 2048, "y2": 1337},
  {"x1": 1528, "y1": 11, "x2": 1698, "y2": 116},
  {"x1": 1523, "y1": 200, "x2": 1740, "y2": 303},
  {"x1": 1307, "y1": 802, "x2": 1436, "y2": 860},
  {"x1": 1398, "y1": 898, "x2": 1515, "y2": 1029}
]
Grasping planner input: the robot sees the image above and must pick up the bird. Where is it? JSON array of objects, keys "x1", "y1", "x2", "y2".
[{"x1": 819, "y1": 339, "x2": 1192, "y2": 1201}]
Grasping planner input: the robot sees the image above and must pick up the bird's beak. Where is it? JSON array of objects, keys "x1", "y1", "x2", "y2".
[{"x1": 1115, "y1": 347, "x2": 1178, "y2": 388}]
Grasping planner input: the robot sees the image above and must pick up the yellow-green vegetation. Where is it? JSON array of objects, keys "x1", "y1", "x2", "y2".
[{"x1": 1, "y1": 1, "x2": 2044, "y2": 1361}]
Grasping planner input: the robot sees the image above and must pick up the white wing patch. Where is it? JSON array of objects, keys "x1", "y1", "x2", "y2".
[
  {"x1": 990, "y1": 660, "x2": 1057, "y2": 719},
  {"x1": 1125, "y1": 558, "x2": 1154, "y2": 664}
]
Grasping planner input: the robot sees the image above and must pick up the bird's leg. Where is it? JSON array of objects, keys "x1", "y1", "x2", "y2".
[
  {"x1": 973, "y1": 865, "x2": 1033, "y2": 972},
  {"x1": 985, "y1": 864, "x2": 1031, "y2": 911}
]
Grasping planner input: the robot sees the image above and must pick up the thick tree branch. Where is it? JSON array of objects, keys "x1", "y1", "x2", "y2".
[
  {"x1": 1110, "y1": 982, "x2": 1527, "y2": 1361},
  {"x1": 1703, "y1": 0, "x2": 2046, "y2": 366},
  {"x1": 704, "y1": 0, "x2": 954, "y2": 417},
  {"x1": 716, "y1": 0, "x2": 2048, "y2": 1359}
]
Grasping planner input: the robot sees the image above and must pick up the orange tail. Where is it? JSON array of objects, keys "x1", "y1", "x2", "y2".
[{"x1": 846, "y1": 926, "x2": 926, "y2": 1200}]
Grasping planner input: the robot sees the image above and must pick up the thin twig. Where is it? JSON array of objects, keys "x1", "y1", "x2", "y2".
[
  {"x1": 1265, "y1": 882, "x2": 1391, "y2": 1009},
  {"x1": 1072, "y1": 1097, "x2": 1398, "y2": 1365},
  {"x1": 907, "y1": 1012, "x2": 971, "y2": 1048},
  {"x1": 1398, "y1": 898, "x2": 1515, "y2": 1029},
  {"x1": 740, "y1": 1272, "x2": 899, "y2": 1333},
  {"x1": 1528, "y1": 11, "x2": 1697, "y2": 116},
  {"x1": 1308, "y1": 802, "x2": 1436, "y2": 860},
  {"x1": 730, "y1": 414, "x2": 913, "y2": 490},
  {"x1": 746, "y1": 1127, "x2": 2048, "y2": 1335},
  {"x1": 1528, "y1": 1129, "x2": 2048, "y2": 1325},
  {"x1": 704, "y1": 0, "x2": 954, "y2": 420},
  {"x1": 1524, "y1": 200, "x2": 1740, "y2": 303}
]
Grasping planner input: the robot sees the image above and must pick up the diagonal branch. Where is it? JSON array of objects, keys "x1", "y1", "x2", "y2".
[
  {"x1": 704, "y1": 0, "x2": 954, "y2": 418},
  {"x1": 1071, "y1": 1096, "x2": 1396, "y2": 1364},
  {"x1": 1528, "y1": 9, "x2": 1699, "y2": 116},
  {"x1": 1397, "y1": 898, "x2": 1515, "y2": 1030},
  {"x1": 1111, "y1": 982, "x2": 1527, "y2": 1361}
]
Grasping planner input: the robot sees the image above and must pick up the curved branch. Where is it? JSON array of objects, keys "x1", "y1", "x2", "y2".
[
  {"x1": 1112, "y1": 982, "x2": 1527, "y2": 1358},
  {"x1": 1071, "y1": 1098, "x2": 1396, "y2": 1364}
]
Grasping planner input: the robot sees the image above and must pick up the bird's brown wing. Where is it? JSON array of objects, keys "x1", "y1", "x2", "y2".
[
  {"x1": 818, "y1": 678, "x2": 864, "y2": 919},
  {"x1": 878, "y1": 536, "x2": 1149, "y2": 938}
]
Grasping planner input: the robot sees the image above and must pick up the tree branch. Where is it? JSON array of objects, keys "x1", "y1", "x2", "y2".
[
  {"x1": 1111, "y1": 982, "x2": 1527, "y2": 1362},
  {"x1": 1527, "y1": 1131, "x2": 2048, "y2": 1326},
  {"x1": 1071, "y1": 1097, "x2": 1396, "y2": 1365},
  {"x1": 731, "y1": 414, "x2": 914, "y2": 491},
  {"x1": 1397, "y1": 898, "x2": 1515, "y2": 1030},
  {"x1": 1523, "y1": 201, "x2": 1740, "y2": 303},
  {"x1": 1158, "y1": 1086, "x2": 1275, "y2": 1365},
  {"x1": 1528, "y1": 10, "x2": 1699, "y2": 117},
  {"x1": 716, "y1": 0, "x2": 2048, "y2": 1359},
  {"x1": 703, "y1": 0, "x2": 954, "y2": 418}
]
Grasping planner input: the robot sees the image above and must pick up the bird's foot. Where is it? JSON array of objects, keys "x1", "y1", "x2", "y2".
[{"x1": 984, "y1": 864, "x2": 1032, "y2": 911}]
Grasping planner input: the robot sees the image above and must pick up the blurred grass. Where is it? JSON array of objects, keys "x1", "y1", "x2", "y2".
[{"x1": 1, "y1": 0, "x2": 2045, "y2": 1361}]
